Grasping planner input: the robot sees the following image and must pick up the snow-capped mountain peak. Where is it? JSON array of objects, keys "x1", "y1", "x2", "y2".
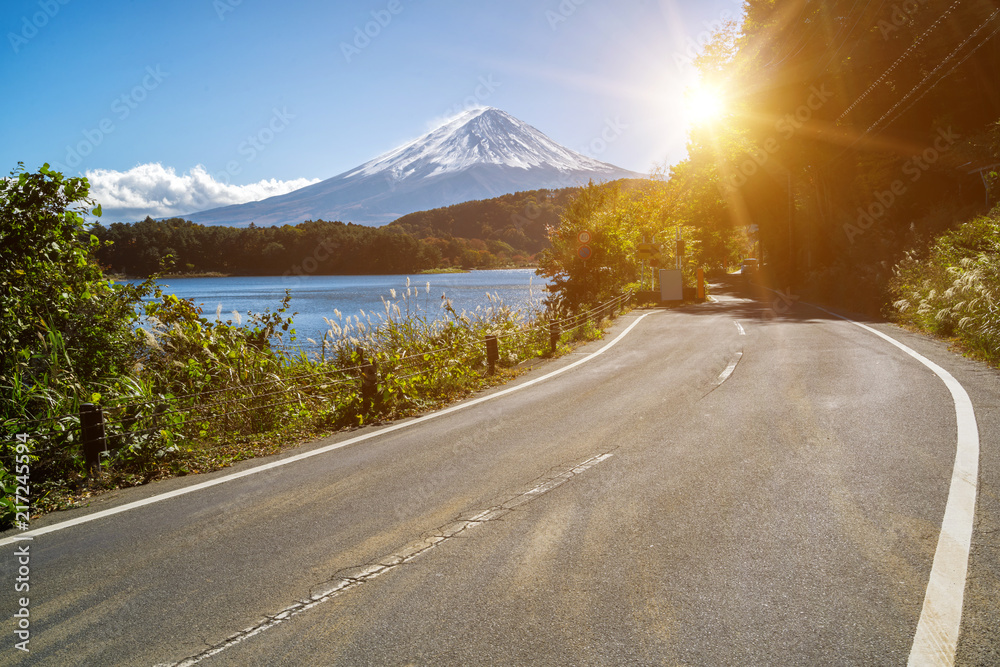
[
  {"x1": 179, "y1": 108, "x2": 641, "y2": 226},
  {"x1": 346, "y1": 107, "x2": 618, "y2": 179}
]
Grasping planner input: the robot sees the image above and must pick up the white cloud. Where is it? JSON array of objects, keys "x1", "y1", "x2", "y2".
[{"x1": 85, "y1": 163, "x2": 320, "y2": 221}]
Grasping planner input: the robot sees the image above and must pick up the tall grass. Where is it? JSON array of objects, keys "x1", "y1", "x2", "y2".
[
  {"x1": 891, "y1": 206, "x2": 1000, "y2": 365},
  {"x1": 2, "y1": 280, "x2": 619, "y2": 526}
]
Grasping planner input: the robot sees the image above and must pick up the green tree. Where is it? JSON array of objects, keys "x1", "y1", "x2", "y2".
[
  {"x1": 537, "y1": 177, "x2": 721, "y2": 309},
  {"x1": 537, "y1": 182, "x2": 644, "y2": 309},
  {"x1": 0, "y1": 164, "x2": 149, "y2": 419}
]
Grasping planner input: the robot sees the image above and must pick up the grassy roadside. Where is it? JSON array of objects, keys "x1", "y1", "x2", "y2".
[
  {"x1": 890, "y1": 206, "x2": 1000, "y2": 368},
  {"x1": 8, "y1": 296, "x2": 627, "y2": 524}
]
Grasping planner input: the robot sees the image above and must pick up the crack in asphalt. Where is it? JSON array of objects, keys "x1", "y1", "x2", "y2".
[{"x1": 702, "y1": 320, "x2": 747, "y2": 398}]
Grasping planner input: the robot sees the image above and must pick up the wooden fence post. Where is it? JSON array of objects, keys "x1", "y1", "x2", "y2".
[
  {"x1": 81, "y1": 403, "x2": 107, "y2": 476},
  {"x1": 486, "y1": 336, "x2": 499, "y2": 375},
  {"x1": 360, "y1": 354, "x2": 378, "y2": 413},
  {"x1": 549, "y1": 322, "x2": 560, "y2": 353}
]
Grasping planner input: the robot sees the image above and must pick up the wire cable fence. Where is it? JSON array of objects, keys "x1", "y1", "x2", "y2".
[{"x1": 1, "y1": 292, "x2": 633, "y2": 476}]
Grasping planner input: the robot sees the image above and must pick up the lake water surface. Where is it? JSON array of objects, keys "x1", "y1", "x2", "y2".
[{"x1": 136, "y1": 270, "x2": 549, "y2": 348}]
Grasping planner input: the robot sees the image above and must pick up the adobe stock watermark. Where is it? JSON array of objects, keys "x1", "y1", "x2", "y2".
[
  {"x1": 391, "y1": 437, "x2": 481, "y2": 522},
  {"x1": 878, "y1": 0, "x2": 931, "y2": 39},
  {"x1": 213, "y1": 0, "x2": 242, "y2": 21},
  {"x1": 53, "y1": 66, "x2": 169, "y2": 171},
  {"x1": 11, "y1": 433, "x2": 33, "y2": 653},
  {"x1": 385, "y1": 75, "x2": 501, "y2": 193},
  {"x1": 281, "y1": 239, "x2": 340, "y2": 286},
  {"x1": 843, "y1": 127, "x2": 959, "y2": 243},
  {"x1": 672, "y1": 0, "x2": 742, "y2": 72},
  {"x1": 510, "y1": 199, "x2": 545, "y2": 233},
  {"x1": 718, "y1": 84, "x2": 834, "y2": 196},
  {"x1": 340, "y1": 0, "x2": 403, "y2": 63},
  {"x1": 763, "y1": 287, "x2": 800, "y2": 319},
  {"x1": 508, "y1": 116, "x2": 628, "y2": 232},
  {"x1": 7, "y1": 0, "x2": 70, "y2": 54},
  {"x1": 214, "y1": 107, "x2": 296, "y2": 185},
  {"x1": 546, "y1": 0, "x2": 587, "y2": 30},
  {"x1": 437, "y1": 75, "x2": 502, "y2": 122},
  {"x1": 577, "y1": 117, "x2": 629, "y2": 161}
]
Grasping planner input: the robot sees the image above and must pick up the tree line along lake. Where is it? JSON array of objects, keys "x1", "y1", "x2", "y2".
[{"x1": 128, "y1": 269, "x2": 549, "y2": 352}]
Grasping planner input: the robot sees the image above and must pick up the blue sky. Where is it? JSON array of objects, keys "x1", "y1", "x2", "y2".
[{"x1": 1, "y1": 0, "x2": 743, "y2": 220}]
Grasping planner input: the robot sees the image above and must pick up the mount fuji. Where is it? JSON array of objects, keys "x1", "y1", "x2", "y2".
[{"x1": 179, "y1": 108, "x2": 642, "y2": 226}]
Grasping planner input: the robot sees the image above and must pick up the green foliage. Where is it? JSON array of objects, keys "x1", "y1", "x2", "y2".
[
  {"x1": 1, "y1": 164, "x2": 155, "y2": 418},
  {"x1": 0, "y1": 165, "x2": 161, "y2": 509},
  {"x1": 537, "y1": 180, "x2": 711, "y2": 309},
  {"x1": 891, "y1": 207, "x2": 1000, "y2": 364},
  {"x1": 538, "y1": 182, "x2": 636, "y2": 308}
]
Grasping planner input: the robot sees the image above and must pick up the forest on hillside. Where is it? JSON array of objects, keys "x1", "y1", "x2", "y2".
[
  {"x1": 387, "y1": 187, "x2": 581, "y2": 254},
  {"x1": 91, "y1": 187, "x2": 586, "y2": 276}
]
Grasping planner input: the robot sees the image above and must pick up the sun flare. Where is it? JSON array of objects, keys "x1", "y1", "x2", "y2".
[{"x1": 684, "y1": 84, "x2": 727, "y2": 125}]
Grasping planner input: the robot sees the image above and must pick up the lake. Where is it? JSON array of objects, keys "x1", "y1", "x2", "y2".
[{"x1": 132, "y1": 269, "x2": 549, "y2": 350}]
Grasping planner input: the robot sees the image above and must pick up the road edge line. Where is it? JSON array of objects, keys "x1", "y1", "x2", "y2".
[
  {"x1": 808, "y1": 304, "x2": 980, "y2": 667},
  {"x1": 0, "y1": 312, "x2": 656, "y2": 547}
]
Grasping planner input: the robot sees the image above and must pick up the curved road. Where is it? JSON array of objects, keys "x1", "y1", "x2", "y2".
[{"x1": 2, "y1": 281, "x2": 999, "y2": 665}]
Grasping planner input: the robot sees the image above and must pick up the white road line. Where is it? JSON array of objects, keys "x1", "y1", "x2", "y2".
[
  {"x1": 167, "y1": 451, "x2": 614, "y2": 666},
  {"x1": 707, "y1": 321, "x2": 746, "y2": 391},
  {"x1": 810, "y1": 305, "x2": 980, "y2": 667},
  {"x1": 714, "y1": 351, "x2": 743, "y2": 387},
  {"x1": 0, "y1": 312, "x2": 656, "y2": 548}
]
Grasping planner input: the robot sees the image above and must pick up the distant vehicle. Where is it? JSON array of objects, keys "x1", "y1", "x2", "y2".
[{"x1": 741, "y1": 258, "x2": 758, "y2": 274}]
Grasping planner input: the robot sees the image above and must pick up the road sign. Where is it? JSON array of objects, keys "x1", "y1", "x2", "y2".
[
  {"x1": 578, "y1": 245, "x2": 592, "y2": 260},
  {"x1": 578, "y1": 230, "x2": 592, "y2": 244},
  {"x1": 636, "y1": 242, "x2": 658, "y2": 259}
]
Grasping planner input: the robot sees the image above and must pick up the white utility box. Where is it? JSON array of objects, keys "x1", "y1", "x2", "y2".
[{"x1": 659, "y1": 269, "x2": 683, "y2": 301}]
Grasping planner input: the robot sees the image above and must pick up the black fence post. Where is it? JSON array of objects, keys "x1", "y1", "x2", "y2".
[
  {"x1": 81, "y1": 403, "x2": 107, "y2": 476},
  {"x1": 549, "y1": 323, "x2": 560, "y2": 353},
  {"x1": 486, "y1": 336, "x2": 499, "y2": 375}
]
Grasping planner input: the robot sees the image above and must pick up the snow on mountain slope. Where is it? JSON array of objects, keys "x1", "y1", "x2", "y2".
[
  {"x1": 348, "y1": 107, "x2": 622, "y2": 177},
  {"x1": 180, "y1": 108, "x2": 642, "y2": 227}
]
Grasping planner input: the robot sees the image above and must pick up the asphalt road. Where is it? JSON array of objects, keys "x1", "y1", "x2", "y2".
[{"x1": 2, "y1": 281, "x2": 998, "y2": 666}]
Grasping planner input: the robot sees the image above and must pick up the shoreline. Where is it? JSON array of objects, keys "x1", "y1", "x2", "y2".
[{"x1": 109, "y1": 266, "x2": 540, "y2": 280}]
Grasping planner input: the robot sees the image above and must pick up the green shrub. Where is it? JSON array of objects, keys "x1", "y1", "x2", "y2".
[{"x1": 891, "y1": 207, "x2": 1000, "y2": 364}]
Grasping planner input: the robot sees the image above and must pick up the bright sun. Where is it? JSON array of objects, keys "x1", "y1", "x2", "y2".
[{"x1": 684, "y1": 84, "x2": 727, "y2": 125}]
